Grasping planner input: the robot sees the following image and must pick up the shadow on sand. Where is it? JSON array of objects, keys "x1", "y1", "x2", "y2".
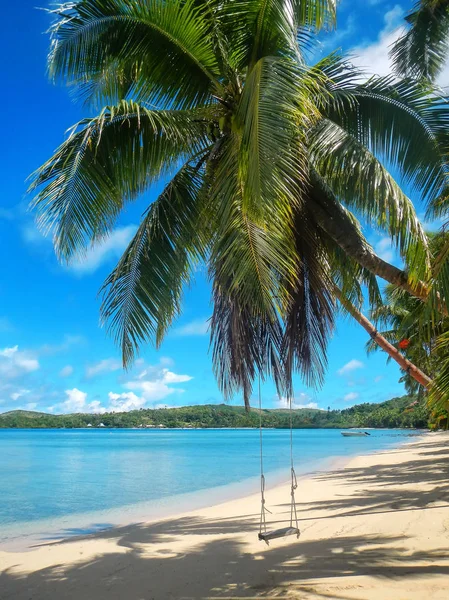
[{"x1": 1, "y1": 437, "x2": 449, "y2": 599}]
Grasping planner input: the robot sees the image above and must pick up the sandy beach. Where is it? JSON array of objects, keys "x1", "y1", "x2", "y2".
[{"x1": 1, "y1": 432, "x2": 448, "y2": 599}]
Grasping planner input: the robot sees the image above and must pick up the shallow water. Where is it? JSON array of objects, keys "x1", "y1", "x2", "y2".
[{"x1": 0, "y1": 427, "x2": 418, "y2": 544}]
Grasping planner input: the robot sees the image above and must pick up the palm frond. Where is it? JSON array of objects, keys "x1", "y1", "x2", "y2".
[
  {"x1": 210, "y1": 282, "x2": 286, "y2": 409},
  {"x1": 365, "y1": 329, "x2": 400, "y2": 354},
  {"x1": 322, "y1": 70, "x2": 449, "y2": 204},
  {"x1": 208, "y1": 131, "x2": 297, "y2": 404},
  {"x1": 282, "y1": 209, "x2": 335, "y2": 388},
  {"x1": 29, "y1": 100, "x2": 209, "y2": 260},
  {"x1": 223, "y1": 0, "x2": 336, "y2": 70},
  {"x1": 390, "y1": 0, "x2": 449, "y2": 81},
  {"x1": 47, "y1": 0, "x2": 222, "y2": 108},
  {"x1": 428, "y1": 330, "x2": 449, "y2": 411},
  {"x1": 309, "y1": 118, "x2": 431, "y2": 283},
  {"x1": 417, "y1": 234, "x2": 449, "y2": 320},
  {"x1": 237, "y1": 56, "x2": 319, "y2": 223},
  {"x1": 101, "y1": 162, "x2": 208, "y2": 366}
]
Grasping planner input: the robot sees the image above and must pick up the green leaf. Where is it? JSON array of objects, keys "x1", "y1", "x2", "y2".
[
  {"x1": 390, "y1": 0, "x2": 449, "y2": 81},
  {"x1": 222, "y1": 0, "x2": 336, "y2": 69},
  {"x1": 48, "y1": 0, "x2": 222, "y2": 108},
  {"x1": 207, "y1": 132, "x2": 297, "y2": 403},
  {"x1": 29, "y1": 100, "x2": 209, "y2": 260},
  {"x1": 323, "y1": 72, "x2": 449, "y2": 204},
  {"x1": 309, "y1": 118, "x2": 431, "y2": 283},
  {"x1": 236, "y1": 56, "x2": 317, "y2": 223},
  {"x1": 101, "y1": 162, "x2": 209, "y2": 366},
  {"x1": 282, "y1": 208, "x2": 335, "y2": 388},
  {"x1": 428, "y1": 330, "x2": 449, "y2": 411}
]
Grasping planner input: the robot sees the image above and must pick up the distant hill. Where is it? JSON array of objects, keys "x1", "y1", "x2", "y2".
[
  {"x1": 0, "y1": 395, "x2": 429, "y2": 429},
  {"x1": 0, "y1": 410, "x2": 51, "y2": 418}
]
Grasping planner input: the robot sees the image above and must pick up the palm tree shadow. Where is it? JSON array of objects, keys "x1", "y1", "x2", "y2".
[
  {"x1": 3, "y1": 437, "x2": 449, "y2": 599},
  {"x1": 2, "y1": 526, "x2": 449, "y2": 600}
]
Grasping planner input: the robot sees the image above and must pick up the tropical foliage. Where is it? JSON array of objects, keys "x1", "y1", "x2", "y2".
[
  {"x1": 391, "y1": 0, "x2": 449, "y2": 82},
  {"x1": 0, "y1": 395, "x2": 430, "y2": 429},
  {"x1": 367, "y1": 285, "x2": 445, "y2": 393},
  {"x1": 30, "y1": 0, "x2": 449, "y2": 407},
  {"x1": 367, "y1": 232, "x2": 449, "y2": 424}
]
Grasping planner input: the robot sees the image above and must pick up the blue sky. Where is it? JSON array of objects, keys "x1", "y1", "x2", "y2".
[{"x1": 0, "y1": 1, "x2": 438, "y2": 415}]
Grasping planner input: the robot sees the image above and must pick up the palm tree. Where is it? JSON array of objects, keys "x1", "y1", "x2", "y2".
[
  {"x1": 391, "y1": 0, "x2": 449, "y2": 82},
  {"x1": 390, "y1": 0, "x2": 449, "y2": 326},
  {"x1": 335, "y1": 286, "x2": 433, "y2": 389},
  {"x1": 30, "y1": 0, "x2": 449, "y2": 406},
  {"x1": 365, "y1": 233, "x2": 449, "y2": 414}
]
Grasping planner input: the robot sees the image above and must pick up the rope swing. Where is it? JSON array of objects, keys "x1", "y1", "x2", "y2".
[{"x1": 258, "y1": 375, "x2": 300, "y2": 545}]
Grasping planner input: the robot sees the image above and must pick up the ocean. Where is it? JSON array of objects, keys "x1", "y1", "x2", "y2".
[{"x1": 0, "y1": 427, "x2": 418, "y2": 546}]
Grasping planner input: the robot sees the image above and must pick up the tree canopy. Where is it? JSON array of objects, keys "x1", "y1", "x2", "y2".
[{"x1": 29, "y1": 1, "x2": 449, "y2": 407}]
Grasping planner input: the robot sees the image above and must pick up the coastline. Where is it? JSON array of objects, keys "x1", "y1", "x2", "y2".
[
  {"x1": 2, "y1": 431, "x2": 449, "y2": 599},
  {"x1": 0, "y1": 452, "x2": 347, "y2": 552},
  {"x1": 0, "y1": 429, "x2": 420, "y2": 551}
]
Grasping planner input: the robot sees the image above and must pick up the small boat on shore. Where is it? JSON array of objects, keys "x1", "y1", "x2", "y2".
[{"x1": 341, "y1": 431, "x2": 370, "y2": 437}]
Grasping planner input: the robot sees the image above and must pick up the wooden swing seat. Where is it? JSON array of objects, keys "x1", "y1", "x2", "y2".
[{"x1": 258, "y1": 526, "x2": 300, "y2": 545}]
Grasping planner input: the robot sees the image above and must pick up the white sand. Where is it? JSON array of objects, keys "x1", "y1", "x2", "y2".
[{"x1": 1, "y1": 432, "x2": 449, "y2": 599}]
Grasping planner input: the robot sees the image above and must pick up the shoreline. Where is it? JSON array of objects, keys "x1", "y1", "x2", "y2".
[
  {"x1": 3, "y1": 431, "x2": 449, "y2": 599},
  {"x1": 0, "y1": 431, "x2": 422, "y2": 552},
  {"x1": 0, "y1": 453, "x2": 349, "y2": 553},
  {"x1": 0, "y1": 425, "x2": 430, "y2": 429}
]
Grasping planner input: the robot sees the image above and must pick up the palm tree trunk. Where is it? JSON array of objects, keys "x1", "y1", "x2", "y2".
[
  {"x1": 310, "y1": 182, "x2": 431, "y2": 302},
  {"x1": 334, "y1": 286, "x2": 433, "y2": 389}
]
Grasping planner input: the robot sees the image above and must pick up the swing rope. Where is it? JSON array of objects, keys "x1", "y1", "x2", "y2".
[
  {"x1": 258, "y1": 374, "x2": 271, "y2": 536},
  {"x1": 258, "y1": 375, "x2": 300, "y2": 543},
  {"x1": 289, "y1": 395, "x2": 299, "y2": 529}
]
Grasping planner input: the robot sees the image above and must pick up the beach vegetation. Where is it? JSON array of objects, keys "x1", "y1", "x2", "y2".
[{"x1": 0, "y1": 395, "x2": 430, "y2": 429}]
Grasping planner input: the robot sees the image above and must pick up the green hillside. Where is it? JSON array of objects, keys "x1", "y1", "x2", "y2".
[
  {"x1": 0, "y1": 410, "x2": 52, "y2": 419},
  {"x1": 0, "y1": 395, "x2": 429, "y2": 429}
]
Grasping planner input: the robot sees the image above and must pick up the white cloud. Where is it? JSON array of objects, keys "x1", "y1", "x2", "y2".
[
  {"x1": 40, "y1": 362, "x2": 194, "y2": 415},
  {"x1": 349, "y1": 3, "x2": 449, "y2": 89},
  {"x1": 68, "y1": 225, "x2": 137, "y2": 274},
  {"x1": 35, "y1": 358, "x2": 193, "y2": 414},
  {"x1": 344, "y1": 392, "x2": 359, "y2": 402},
  {"x1": 160, "y1": 369, "x2": 192, "y2": 384},
  {"x1": 374, "y1": 237, "x2": 395, "y2": 263},
  {"x1": 10, "y1": 389, "x2": 30, "y2": 401},
  {"x1": 337, "y1": 359, "x2": 364, "y2": 376},
  {"x1": 24, "y1": 403, "x2": 38, "y2": 411},
  {"x1": 0, "y1": 346, "x2": 39, "y2": 379},
  {"x1": 60, "y1": 388, "x2": 88, "y2": 412},
  {"x1": 436, "y1": 61, "x2": 449, "y2": 90},
  {"x1": 59, "y1": 365, "x2": 73, "y2": 377},
  {"x1": 172, "y1": 318, "x2": 210, "y2": 337},
  {"x1": 56, "y1": 388, "x2": 105, "y2": 414},
  {"x1": 277, "y1": 393, "x2": 320, "y2": 410},
  {"x1": 86, "y1": 358, "x2": 122, "y2": 379},
  {"x1": 122, "y1": 365, "x2": 193, "y2": 404},
  {"x1": 21, "y1": 223, "x2": 51, "y2": 246},
  {"x1": 350, "y1": 6, "x2": 405, "y2": 77},
  {"x1": 107, "y1": 392, "x2": 146, "y2": 412},
  {"x1": 86, "y1": 400, "x2": 107, "y2": 414},
  {"x1": 374, "y1": 375, "x2": 384, "y2": 383}
]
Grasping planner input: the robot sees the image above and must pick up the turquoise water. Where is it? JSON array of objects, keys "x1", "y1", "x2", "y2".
[{"x1": 0, "y1": 428, "x2": 417, "y2": 544}]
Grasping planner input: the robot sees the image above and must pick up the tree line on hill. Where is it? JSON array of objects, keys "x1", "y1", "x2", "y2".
[{"x1": 0, "y1": 395, "x2": 432, "y2": 429}]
